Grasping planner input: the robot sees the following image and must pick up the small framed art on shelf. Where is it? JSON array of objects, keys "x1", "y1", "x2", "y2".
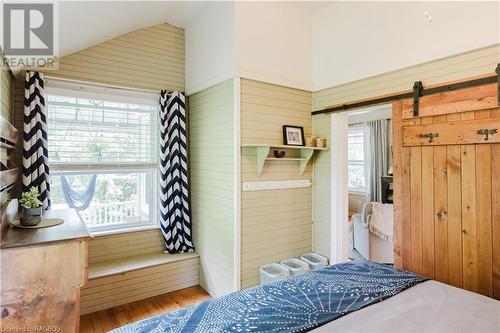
[{"x1": 282, "y1": 125, "x2": 305, "y2": 146}]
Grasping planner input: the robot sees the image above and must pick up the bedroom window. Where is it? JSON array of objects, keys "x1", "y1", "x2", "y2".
[
  {"x1": 46, "y1": 79, "x2": 159, "y2": 234},
  {"x1": 348, "y1": 124, "x2": 366, "y2": 192}
]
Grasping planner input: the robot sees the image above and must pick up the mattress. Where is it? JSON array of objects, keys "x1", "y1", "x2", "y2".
[{"x1": 312, "y1": 280, "x2": 500, "y2": 333}]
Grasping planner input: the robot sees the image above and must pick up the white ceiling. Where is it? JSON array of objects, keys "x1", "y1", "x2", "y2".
[
  {"x1": 58, "y1": 1, "x2": 206, "y2": 57},
  {"x1": 58, "y1": 1, "x2": 331, "y2": 58}
]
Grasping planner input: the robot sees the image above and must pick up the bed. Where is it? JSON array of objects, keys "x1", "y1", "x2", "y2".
[{"x1": 112, "y1": 261, "x2": 500, "y2": 333}]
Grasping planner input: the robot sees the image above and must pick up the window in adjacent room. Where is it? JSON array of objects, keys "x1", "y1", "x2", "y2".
[
  {"x1": 348, "y1": 124, "x2": 365, "y2": 192},
  {"x1": 46, "y1": 79, "x2": 158, "y2": 234}
]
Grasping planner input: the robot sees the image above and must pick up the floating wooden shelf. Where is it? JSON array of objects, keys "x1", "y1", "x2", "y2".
[{"x1": 241, "y1": 144, "x2": 328, "y2": 176}]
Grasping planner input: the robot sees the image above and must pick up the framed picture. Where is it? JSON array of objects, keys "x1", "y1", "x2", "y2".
[{"x1": 282, "y1": 125, "x2": 305, "y2": 146}]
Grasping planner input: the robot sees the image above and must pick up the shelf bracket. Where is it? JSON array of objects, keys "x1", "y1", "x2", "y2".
[
  {"x1": 256, "y1": 146, "x2": 270, "y2": 176},
  {"x1": 299, "y1": 149, "x2": 314, "y2": 175}
]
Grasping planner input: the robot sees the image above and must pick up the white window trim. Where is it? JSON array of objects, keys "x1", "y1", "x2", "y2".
[{"x1": 46, "y1": 78, "x2": 160, "y2": 235}]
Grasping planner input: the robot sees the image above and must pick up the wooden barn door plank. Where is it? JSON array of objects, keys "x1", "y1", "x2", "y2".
[
  {"x1": 447, "y1": 145, "x2": 462, "y2": 288},
  {"x1": 421, "y1": 146, "x2": 435, "y2": 278},
  {"x1": 401, "y1": 147, "x2": 411, "y2": 270},
  {"x1": 492, "y1": 144, "x2": 500, "y2": 300},
  {"x1": 491, "y1": 109, "x2": 500, "y2": 300},
  {"x1": 461, "y1": 145, "x2": 478, "y2": 292},
  {"x1": 475, "y1": 144, "x2": 493, "y2": 297},
  {"x1": 392, "y1": 101, "x2": 403, "y2": 269},
  {"x1": 434, "y1": 146, "x2": 448, "y2": 283},
  {"x1": 410, "y1": 147, "x2": 423, "y2": 274}
]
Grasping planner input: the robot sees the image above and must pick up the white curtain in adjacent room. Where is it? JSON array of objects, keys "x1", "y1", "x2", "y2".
[{"x1": 364, "y1": 119, "x2": 391, "y2": 202}]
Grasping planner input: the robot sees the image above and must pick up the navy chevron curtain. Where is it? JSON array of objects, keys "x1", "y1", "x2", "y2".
[
  {"x1": 23, "y1": 71, "x2": 51, "y2": 209},
  {"x1": 159, "y1": 91, "x2": 194, "y2": 253}
]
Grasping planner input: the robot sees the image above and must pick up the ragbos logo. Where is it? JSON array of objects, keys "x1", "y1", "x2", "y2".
[{"x1": 1, "y1": 2, "x2": 58, "y2": 69}]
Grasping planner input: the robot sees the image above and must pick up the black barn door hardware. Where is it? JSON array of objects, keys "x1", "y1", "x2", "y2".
[
  {"x1": 413, "y1": 81, "x2": 424, "y2": 117},
  {"x1": 418, "y1": 132, "x2": 439, "y2": 143},
  {"x1": 312, "y1": 63, "x2": 500, "y2": 116},
  {"x1": 477, "y1": 129, "x2": 498, "y2": 141}
]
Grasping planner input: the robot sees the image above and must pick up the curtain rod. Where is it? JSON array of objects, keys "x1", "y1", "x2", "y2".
[
  {"x1": 43, "y1": 74, "x2": 162, "y2": 94},
  {"x1": 312, "y1": 66, "x2": 500, "y2": 116}
]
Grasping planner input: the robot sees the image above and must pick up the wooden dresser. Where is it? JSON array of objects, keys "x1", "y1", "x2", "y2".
[{"x1": 1, "y1": 208, "x2": 91, "y2": 332}]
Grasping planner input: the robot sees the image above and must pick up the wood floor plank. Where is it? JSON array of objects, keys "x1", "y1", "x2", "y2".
[{"x1": 80, "y1": 286, "x2": 210, "y2": 333}]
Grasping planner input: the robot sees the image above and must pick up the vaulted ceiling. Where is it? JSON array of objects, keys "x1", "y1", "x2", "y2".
[{"x1": 58, "y1": 1, "x2": 206, "y2": 57}]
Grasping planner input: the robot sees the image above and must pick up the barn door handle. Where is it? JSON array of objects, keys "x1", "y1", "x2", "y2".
[
  {"x1": 477, "y1": 129, "x2": 497, "y2": 141},
  {"x1": 418, "y1": 132, "x2": 439, "y2": 143}
]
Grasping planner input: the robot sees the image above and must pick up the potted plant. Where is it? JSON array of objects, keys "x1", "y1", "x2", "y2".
[{"x1": 19, "y1": 187, "x2": 43, "y2": 226}]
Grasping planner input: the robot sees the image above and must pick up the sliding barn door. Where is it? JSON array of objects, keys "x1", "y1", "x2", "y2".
[{"x1": 393, "y1": 82, "x2": 499, "y2": 300}]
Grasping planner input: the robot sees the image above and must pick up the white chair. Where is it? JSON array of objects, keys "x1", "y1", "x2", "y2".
[{"x1": 352, "y1": 202, "x2": 394, "y2": 264}]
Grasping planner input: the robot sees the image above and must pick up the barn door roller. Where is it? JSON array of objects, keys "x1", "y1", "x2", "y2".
[{"x1": 412, "y1": 81, "x2": 424, "y2": 117}]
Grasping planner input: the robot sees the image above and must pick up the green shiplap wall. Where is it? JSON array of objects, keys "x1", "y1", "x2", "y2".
[
  {"x1": 240, "y1": 79, "x2": 313, "y2": 288},
  {"x1": 189, "y1": 79, "x2": 235, "y2": 296},
  {"x1": 312, "y1": 114, "x2": 331, "y2": 258},
  {"x1": 312, "y1": 44, "x2": 500, "y2": 258}
]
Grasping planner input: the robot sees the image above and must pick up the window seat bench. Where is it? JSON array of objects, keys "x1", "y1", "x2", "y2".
[
  {"x1": 88, "y1": 252, "x2": 199, "y2": 279},
  {"x1": 80, "y1": 229, "x2": 200, "y2": 315}
]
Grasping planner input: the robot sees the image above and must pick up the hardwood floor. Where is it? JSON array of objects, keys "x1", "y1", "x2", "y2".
[{"x1": 80, "y1": 286, "x2": 211, "y2": 332}]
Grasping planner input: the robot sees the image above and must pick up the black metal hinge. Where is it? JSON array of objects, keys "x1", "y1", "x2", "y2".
[
  {"x1": 418, "y1": 132, "x2": 439, "y2": 143},
  {"x1": 413, "y1": 81, "x2": 424, "y2": 117}
]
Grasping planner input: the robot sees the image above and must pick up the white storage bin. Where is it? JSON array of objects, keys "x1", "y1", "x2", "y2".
[
  {"x1": 300, "y1": 252, "x2": 329, "y2": 270},
  {"x1": 280, "y1": 258, "x2": 310, "y2": 275},
  {"x1": 260, "y1": 263, "x2": 290, "y2": 284}
]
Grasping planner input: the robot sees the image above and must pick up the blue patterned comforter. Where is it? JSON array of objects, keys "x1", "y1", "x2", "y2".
[{"x1": 111, "y1": 260, "x2": 426, "y2": 333}]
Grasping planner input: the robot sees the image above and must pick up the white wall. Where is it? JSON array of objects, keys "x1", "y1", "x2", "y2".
[
  {"x1": 186, "y1": 1, "x2": 317, "y2": 94},
  {"x1": 185, "y1": 2, "x2": 235, "y2": 95},
  {"x1": 234, "y1": 1, "x2": 314, "y2": 91},
  {"x1": 313, "y1": 1, "x2": 500, "y2": 91}
]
